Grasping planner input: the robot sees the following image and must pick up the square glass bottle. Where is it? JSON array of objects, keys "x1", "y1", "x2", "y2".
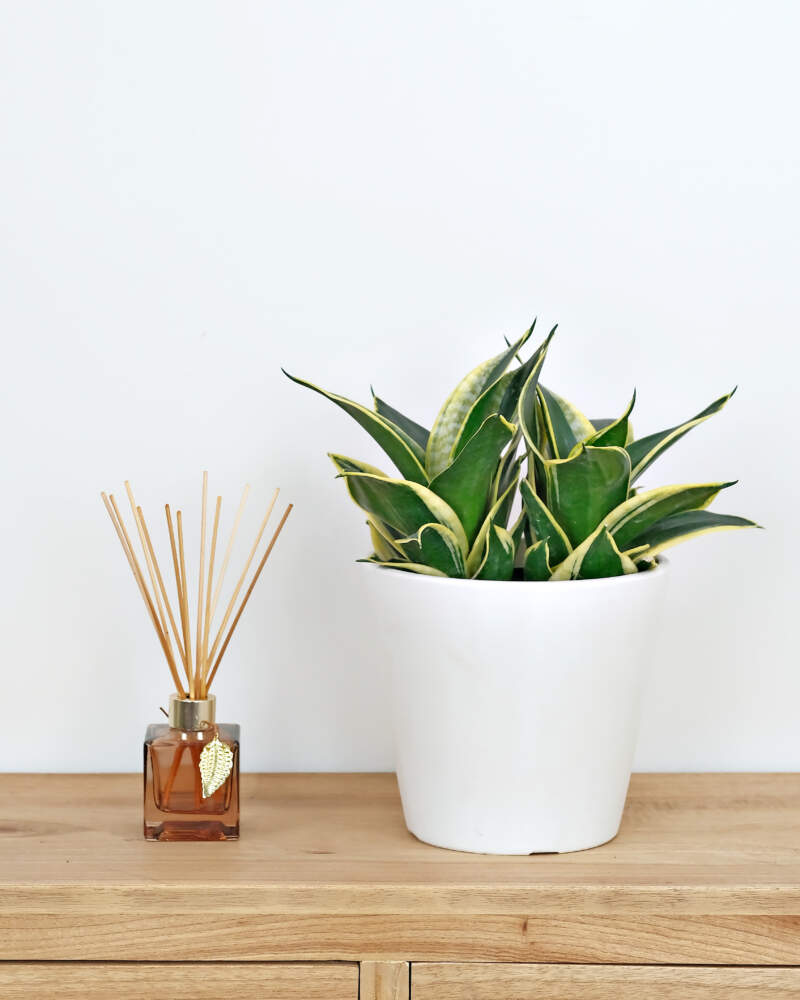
[{"x1": 144, "y1": 694, "x2": 240, "y2": 841}]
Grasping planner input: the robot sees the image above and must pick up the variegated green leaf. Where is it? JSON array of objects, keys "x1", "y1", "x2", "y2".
[
  {"x1": 429, "y1": 414, "x2": 515, "y2": 544},
  {"x1": 544, "y1": 445, "x2": 632, "y2": 547},
  {"x1": 537, "y1": 385, "x2": 596, "y2": 459},
  {"x1": 474, "y1": 523, "x2": 515, "y2": 580},
  {"x1": 573, "y1": 527, "x2": 638, "y2": 580},
  {"x1": 611, "y1": 481, "x2": 737, "y2": 551},
  {"x1": 451, "y1": 326, "x2": 555, "y2": 460},
  {"x1": 328, "y1": 457, "x2": 406, "y2": 560},
  {"x1": 372, "y1": 392, "x2": 430, "y2": 451},
  {"x1": 330, "y1": 456, "x2": 407, "y2": 560},
  {"x1": 627, "y1": 508, "x2": 760, "y2": 557},
  {"x1": 626, "y1": 389, "x2": 736, "y2": 482},
  {"x1": 509, "y1": 508, "x2": 527, "y2": 552},
  {"x1": 329, "y1": 453, "x2": 389, "y2": 477},
  {"x1": 549, "y1": 481, "x2": 736, "y2": 580},
  {"x1": 517, "y1": 325, "x2": 557, "y2": 460},
  {"x1": 465, "y1": 464, "x2": 522, "y2": 576},
  {"x1": 519, "y1": 478, "x2": 571, "y2": 565},
  {"x1": 582, "y1": 391, "x2": 636, "y2": 449},
  {"x1": 368, "y1": 519, "x2": 404, "y2": 561},
  {"x1": 284, "y1": 371, "x2": 428, "y2": 483},
  {"x1": 396, "y1": 522, "x2": 467, "y2": 578},
  {"x1": 359, "y1": 557, "x2": 447, "y2": 577},
  {"x1": 487, "y1": 434, "x2": 523, "y2": 511},
  {"x1": 425, "y1": 322, "x2": 536, "y2": 477},
  {"x1": 523, "y1": 539, "x2": 551, "y2": 581},
  {"x1": 337, "y1": 471, "x2": 469, "y2": 556},
  {"x1": 467, "y1": 466, "x2": 519, "y2": 576}
]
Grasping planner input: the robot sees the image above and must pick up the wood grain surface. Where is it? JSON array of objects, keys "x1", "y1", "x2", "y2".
[
  {"x1": 0, "y1": 772, "x2": 798, "y2": 963},
  {"x1": 361, "y1": 961, "x2": 410, "y2": 999},
  {"x1": 0, "y1": 962, "x2": 357, "y2": 999},
  {"x1": 412, "y1": 963, "x2": 800, "y2": 999}
]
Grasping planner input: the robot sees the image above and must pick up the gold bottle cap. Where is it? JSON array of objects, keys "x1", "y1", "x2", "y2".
[{"x1": 168, "y1": 694, "x2": 216, "y2": 731}]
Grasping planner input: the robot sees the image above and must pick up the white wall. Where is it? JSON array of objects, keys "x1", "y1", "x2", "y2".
[{"x1": 0, "y1": 1, "x2": 795, "y2": 772}]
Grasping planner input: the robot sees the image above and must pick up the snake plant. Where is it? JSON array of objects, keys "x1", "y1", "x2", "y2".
[{"x1": 284, "y1": 323, "x2": 758, "y2": 580}]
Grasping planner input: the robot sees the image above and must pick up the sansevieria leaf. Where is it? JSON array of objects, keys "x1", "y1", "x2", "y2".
[
  {"x1": 283, "y1": 371, "x2": 428, "y2": 484},
  {"x1": 338, "y1": 471, "x2": 469, "y2": 556},
  {"x1": 397, "y1": 522, "x2": 467, "y2": 577},
  {"x1": 359, "y1": 558, "x2": 447, "y2": 577},
  {"x1": 509, "y1": 508, "x2": 527, "y2": 552},
  {"x1": 490, "y1": 448, "x2": 524, "y2": 511},
  {"x1": 519, "y1": 478, "x2": 571, "y2": 566},
  {"x1": 330, "y1": 457, "x2": 403, "y2": 561},
  {"x1": 537, "y1": 385, "x2": 596, "y2": 459},
  {"x1": 626, "y1": 389, "x2": 736, "y2": 483},
  {"x1": 429, "y1": 414, "x2": 515, "y2": 544},
  {"x1": 610, "y1": 481, "x2": 736, "y2": 551},
  {"x1": 329, "y1": 453, "x2": 389, "y2": 477},
  {"x1": 372, "y1": 392, "x2": 430, "y2": 451},
  {"x1": 549, "y1": 481, "x2": 737, "y2": 580},
  {"x1": 573, "y1": 527, "x2": 638, "y2": 580},
  {"x1": 474, "y1": 523, "x2": 515, "y2": 581},
  {"x1": 368, "y1": 519, "x2": 404, "y2": 561},
  {"x1": 425, "y1": 322, "x2": 535, "y2": 477},
  {"x1": 288, "y1": 326, "x2": 757, "y2": 582},
  {"x1": 451, "y1": 327, "x2": 554, "y2": 460},
  {"x1": 523, "y1": 539, "x2": 551, "y2": 581},
  {"x1": 517, "y1": 326, "x2": 557, "y2": 459},
  {"x1": 199, "y1": 736, "x2": 234, "y2": 799},
  {"x1": 544, "y1": 445, "x2": 632, "y2": 547},
  {"x1": 501, "y1": 445, "x2": 525, "y2": 497},
  {"x1": 466, "y1": 464, "x2": 522, "y2": 576},
  {"x1": 626, "y1": 509, "x2": 759, "y2": 557},
  {"x1": 582, "y1": 391, "x2": 636, "y2": 449}
]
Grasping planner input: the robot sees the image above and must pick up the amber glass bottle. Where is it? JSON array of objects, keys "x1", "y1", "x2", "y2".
[{"x1": 144, "y1": 695, "x2": 239, "y2": 841}]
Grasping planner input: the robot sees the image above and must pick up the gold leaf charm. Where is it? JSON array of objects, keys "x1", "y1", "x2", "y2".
[{"x1": 199, "y1": 736, "x2": 234, "y2": 799}]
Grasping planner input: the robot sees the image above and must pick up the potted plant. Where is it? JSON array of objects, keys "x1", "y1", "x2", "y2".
[{"x1": 284, "y1": 322, "x2": 758, "y2": 854}]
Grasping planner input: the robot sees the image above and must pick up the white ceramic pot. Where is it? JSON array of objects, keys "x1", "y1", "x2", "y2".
[{"x1": 369, "y1": 561, "x2": 668, "y2": 854}]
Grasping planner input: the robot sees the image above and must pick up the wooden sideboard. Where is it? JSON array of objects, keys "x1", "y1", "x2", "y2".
[{"x1": 1, "y1": 772, "x2": 799, "y2": 997}]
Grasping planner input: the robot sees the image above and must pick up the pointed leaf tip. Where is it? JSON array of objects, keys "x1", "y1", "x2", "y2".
[
  {"x1": 286, "y1": 372, "x2": 428, "y2": 483},
  {"x1": 626, "y1": 388, "x2": 738, "y2": 482}
]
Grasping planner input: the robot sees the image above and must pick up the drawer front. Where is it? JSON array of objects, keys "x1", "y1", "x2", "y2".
[
  {"x1": 412, "y1": 963, "x2": 800, "y2": 998},
  {"x1": 0, "y1": 962, "x2": 358, "y2": 999}
]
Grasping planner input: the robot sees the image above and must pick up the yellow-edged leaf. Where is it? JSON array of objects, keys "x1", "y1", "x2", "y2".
[
  {"x1": 425, "y1": 323, "x2": 535, "y2": 477},
  {"x1": 284, "y1": 371, "x2": 428, "y2": 483}
]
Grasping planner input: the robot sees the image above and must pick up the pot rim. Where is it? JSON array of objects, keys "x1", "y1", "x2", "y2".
[{"x1": 364, "y1": 556, "x2": 668, "y2": 590}]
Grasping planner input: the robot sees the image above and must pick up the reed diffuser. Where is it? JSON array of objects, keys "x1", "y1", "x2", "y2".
[{"x1": 101, "y1": 473, "x2": 292, "y2": 841}]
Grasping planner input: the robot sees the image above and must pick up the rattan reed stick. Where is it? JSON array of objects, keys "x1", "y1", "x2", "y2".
[
  {"x1": 205, "y1": 487, "x2": 279, "y2": 674},
  {"x1": 176, "y1": 510, "x2": 194, "y2": 698},
  {"x1": 137, "y1": 504, "x2": 187, "y2": 669},
  {"x1": 102, "y1": 493, "x2": 186, "y2": 697},
  {"x1": 194, "y1": 471, "x2": 208, "y2": 697},
  {"x1": 124, "y1": 482, "x2": 178, "y2": 678},
  {"x1": 201, "y1": 495, "x2": 222, "y2": 680},
  {"x1": 205, "y1": 503, "x2": 292, "y2": 691},
  {"x1": 165, "y1": 503, "x2": 193, "y2": 690},
  {"x1": 207, "y1": 484, "x2": 250, "y2": 632},
  {"x1": 103, "y1": 480, "x2": 289, "y2": 701}
]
